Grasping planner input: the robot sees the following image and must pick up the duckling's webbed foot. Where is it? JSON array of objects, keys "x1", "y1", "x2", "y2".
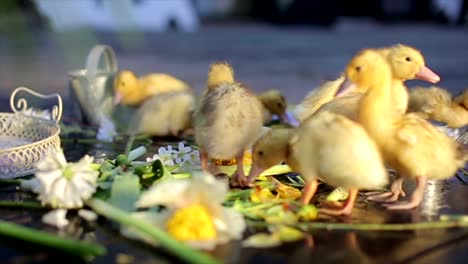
[
  {"x1": 366, "y1": 177, "x2": 406, "y2": 202},
  {"x1": 230, "y1": 152, "x2": 248, "y2": 187},
  {"x1": 319, "y1": 189, "x2": 358, "y2": 216},
  {"x1": 383, "y1": 176, "x2": 427, "y2": 210}
]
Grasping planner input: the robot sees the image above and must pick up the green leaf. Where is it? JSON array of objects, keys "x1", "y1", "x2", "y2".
[
  {"x1": 108, "y1": 173, "x2": 141, "y2": 212},
  {"x1": 242, "y1": 233, "x2": 281, "y2": 248}
]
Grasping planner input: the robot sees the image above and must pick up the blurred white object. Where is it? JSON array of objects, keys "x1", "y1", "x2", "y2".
[
  {"x1": 433, "y1": 0, "x2": 464, "y2": 24},
  {"x1": 34, "y1": 0, "x2": 199, "y2": 32}
]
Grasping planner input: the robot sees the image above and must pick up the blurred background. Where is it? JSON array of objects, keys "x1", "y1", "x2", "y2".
[{"x1": 0, "y1": 0, "x2": 467, "y2": 111}]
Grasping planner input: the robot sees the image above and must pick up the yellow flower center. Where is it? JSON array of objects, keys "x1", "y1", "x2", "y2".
[
  {"x1": 62, "y1": 165, "x2": 74, "y2": 180},
  {"x1": 166, "y1": 204, "x2": 217, "y2": 241}
]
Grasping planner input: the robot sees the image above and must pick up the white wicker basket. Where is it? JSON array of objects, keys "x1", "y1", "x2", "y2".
[{"x1": 0, "y1": 87, "x2": 62, "y2": 178}]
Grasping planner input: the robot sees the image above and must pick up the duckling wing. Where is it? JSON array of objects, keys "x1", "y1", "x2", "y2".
[
  {"x1": 194, "y1": 83, "x2": 263, "y2": 159},
  {"x1": 293, "y1": 75, "x2": 345, "y2": 122},
  {"x1": 392, "y1": 113, "x2": 464, "y2": 179},
  {"x1": 141, "y1": 73, "x2": 190, "y2": 97},
  {"x1": 291, "y1": 112, "x2": 387, "y2": 190},
  {"x1": 315, "y1": 92, "x2": 363, "y2": 121}
]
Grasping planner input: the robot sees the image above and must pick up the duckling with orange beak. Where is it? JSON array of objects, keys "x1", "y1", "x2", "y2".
[
  {"x1": 194, "y1": 62, "x2": 264, "y2": 186},
  {"x1": 113, "y1": 70, "x2": 190, "y2": 106},
  {"x1": 339, "y1": 49, "x2": 467, "y2": 210},
  {"x1": 246, "y1": 112, "x2": 388, "y2": 216},
  {"x1": 296, "y1": 44, "x2": 440, "y2": 122}
]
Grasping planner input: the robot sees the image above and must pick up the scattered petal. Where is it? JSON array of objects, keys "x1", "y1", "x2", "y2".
[
  {"x1": 78, "y1": 209, "x2": 98, "y2": 222},
  {"x1": 242, "y1": 233, "x2": 281, "y2": 248},
  {"x1": 42, "y1": 209, "x2": 69, "y2": 228}
]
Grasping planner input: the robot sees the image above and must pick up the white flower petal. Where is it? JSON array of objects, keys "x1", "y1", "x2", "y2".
[
  {"x1": 42, "y1": 209, "x2": 69, "y2": 228},
  {"x1": 78, "y1": 209, "x2": 98, "y2": 222},
  {"x1": 20, "y1": 178, "x2": 42, "y2": 193},
  {"x1": 136, "y1": 179, "x2": 191, "y2": 208}
]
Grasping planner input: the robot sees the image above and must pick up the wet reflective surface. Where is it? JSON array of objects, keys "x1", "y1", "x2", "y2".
[{"x1": 0, "y1": 131, "x2": 467, "y2": 264}]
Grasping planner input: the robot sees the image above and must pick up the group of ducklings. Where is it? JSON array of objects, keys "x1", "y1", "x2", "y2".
[{"x1": 112, "y1": 43, "x2": 468, "y2": 216}]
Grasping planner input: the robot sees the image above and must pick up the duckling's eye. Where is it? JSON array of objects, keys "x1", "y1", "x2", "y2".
[
  {"x1": 277, "y1": 103, "x2": 283, "y2": 108},
  {"x1": 258, "y1": 150, "x2": 264, "y2": 156},
  {"x1": 120, "y1": 81, "x2": 125, "y2": 86},
  {"x1": 405, "y1": 57, "x2": 412, "y2": 62},
  {"x1": 355, "y1": 66, "x2": 361, "y2": 72}
]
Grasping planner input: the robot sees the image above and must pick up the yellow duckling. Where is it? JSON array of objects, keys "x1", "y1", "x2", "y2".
[
  {"x1": 408, "y1": 86, "x2": 468, "y2": 128},
  {"x1": 339, "y1": 49, "x2": 467, "y2": 210},
  {"x1": 127, "y1": 90, "x2": 196, "y2": 137},
  {"x1": 194, "y1": 62, "x2": 264, "y2": 186},
  {"x1": 246, "y1": 112, "x2": 388, "y2": 216},
  {"x1": 258, "y1": 89, "x2": 290, "y2": 124},
  {"x1": 113, "y1": 70, "x2": 190, "y2": 106},
  {"x1": 294, "y1": 44, "x2": 440, "y2": 122}
]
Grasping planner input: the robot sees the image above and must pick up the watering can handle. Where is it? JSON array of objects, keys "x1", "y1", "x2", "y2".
[
  {"x1": 85, "y1": 45, "x2": 118, "y2": 81},
  {"x1": 10, "y1": 86, "x2": 63, "y2": 123}
]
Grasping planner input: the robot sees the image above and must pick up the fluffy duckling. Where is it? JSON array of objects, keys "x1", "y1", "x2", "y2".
[
  {"x1": 194, "y1": 62, "x2": 264, "y2": 186},
  {"x1": 339, "y1": 49, "x2": 467, "y2": 210},
  {"x1": 454, "y1": 89, "x2": 468, "y2": 109},
  {"x1": 258, "y1": 89, "x2": 289, "y2": 124},
  {"x1": 127, "y1": 90, "x2": 196, "y2": 137},
  {"x1": 294, "y1": 44, "x2": 440, "y2": 122},
  {"x1": 408, "y1": 86, "x2": 468, "y2": 128},
  {"x1": 113, "y1": 70, "x2": 190, "y2": 106},
  {"x1": 246, "y1": 112, "x2": 388, "y2": 216}
]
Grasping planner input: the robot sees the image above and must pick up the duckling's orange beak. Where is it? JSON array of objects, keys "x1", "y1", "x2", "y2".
[
  {"x1": 335, "y1": 78, "x2": 356, "y2": 97},
  {"x1": 415, "y1": 66, "x2": 440, "y2": 83},
  {"x1": 246, "y1": 162, "x2": 266, "y2": 186},
  {"x1": 113, "y1": 91, "x2": 122, "y2": 105}
]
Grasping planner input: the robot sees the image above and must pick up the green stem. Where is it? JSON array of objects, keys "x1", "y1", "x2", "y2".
[
  {"x1": 128, "y1": 146, "x2": 147, "y2": 162},
  {"x1": 0, "y1": 220, "x2": 106, "y2": 260},
  {"x1": 246, "y1": 219, "x2": 468, "y2": 231},
  {"x1": 0, "y1": 179, "x2": 23, "y2": 185},
  {"x1": 0, "y1": 201, "x2": 44, "y2": 209},
  {"x1": 87, "y1": 198, "x2": 220, "y2": 264}
]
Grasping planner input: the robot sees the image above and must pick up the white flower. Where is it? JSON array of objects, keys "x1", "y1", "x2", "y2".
[
  {"x1": 35, "y1": 149, "x2": 99, "y2": 209},
  {"x1": 130, "y1": 172, "x2": 246, "y2": 250},
  {"x1": 42, "y1": 209, "x2": 69, "y2": 228},
  {"x1": 97, "y1": 115, "x2": 117, "y2": 142},
  {"x1": 146, "y1": 146, "x2": 176, "y2": 166},
  {"x1": 21, "y1": 108, "x2": 52, "y2": 120}
]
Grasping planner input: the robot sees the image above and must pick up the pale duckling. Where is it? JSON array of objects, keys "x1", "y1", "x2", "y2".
[
  {"x1": 294, "y1": 44, "x2": 440, "y2": 122},
  {"x1": 258, "y1": 89, "x2": 290, "y2": 124},
  {"x1": 246, "y1": 112, "x2": 388, "y2": 216},
  {"x1": 127, "y1": 90, "x2": 196, "y2": 137},
  {"x1": 408, "y1": 86, "x2": 468, "y2": 128},
  {"x1": 339, "y1": 49, "x2": 467, "y2": 210},
  {"x1": 454, "y1": 89, "x2": 468, "y2": 109},
  {"x1": 194, "y1": 62, "x2": 263, "y2": 186},
  {"x1": 113, "y1": 70, "x2": 190, "y2": 106}
]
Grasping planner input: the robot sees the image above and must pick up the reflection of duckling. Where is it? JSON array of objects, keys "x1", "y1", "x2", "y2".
[
  {"x1": 113, "y1": 70, "x2": 190, "y2": 106},
  {"x1": 246, "y1": 111, "x2": 388, "y2": 216},
  {"x1": 127, "y1": 91, "x2": 195, "y2": 137},
  {"x1": 454, "y1": 89, "x2": 468, "y2": 109},
  {"x1": 194, "y1": 62, "x2": 263, "y2": 186},
  {"x1": 408, "y1": 86, "x2": 468, "y2": 128},
  {"x1": 340, "y1": 49, "x2": 467, "y2": 210},
  {"x1": 294, "y1": 44, "x2": 439, "y2": 122},
  {"x1": 258, "y1": 89, "x2": 290, "y2": 124}
]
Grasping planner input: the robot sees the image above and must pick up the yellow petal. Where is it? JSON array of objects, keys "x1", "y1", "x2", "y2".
[
  {"x1": 275, "y1": 182, "x2": 302, "y2": 200},
  {"x1": 166, "y1": 204, "x2": 217, "y2": 241},
  {"x1": 297, "y1": 205, "x2": 318, "y2": 221},
  {"x1": 250, "y1": 187, "x2": 276, "y2": 203}
]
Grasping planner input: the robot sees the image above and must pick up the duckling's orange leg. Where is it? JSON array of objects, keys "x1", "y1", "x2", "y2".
[
  {"x1": 200, "y1": 149, "x2": 209, "y2": 172},
  {"x1": 366, "y1": 177, "x2": 406, "y2": 202},
  {"x1": 299, "y1": 179, "x2": 319, "y2": 205},
  {"x1": 230, "y1": 152, "x2": 247, "y2": 187},
  {"x1": 383, "y1": 176, "x2": 427, "y2": 210},
  {"x1": 319, "y1": 189, "x2": 358, "y2": 216}
]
